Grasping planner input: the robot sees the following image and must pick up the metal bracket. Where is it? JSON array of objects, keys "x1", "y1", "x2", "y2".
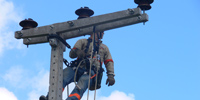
[
  {"x1": 48, "y1": 34, "x2": 71, "y2": 49},
  {"x1": 49, "y1": 38, "x2": 58, "y2": 47}
]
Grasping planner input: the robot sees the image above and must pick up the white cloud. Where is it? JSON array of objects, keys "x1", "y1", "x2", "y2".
[
  {"x1": 0, "y1": 0, "x2": 22, "y2": 29},
  {"x1": 2, "y1": 65, "x2": 49, "y2": 100},
  {"x1": 0, "y1": 87, "x2": 18, "y2": 100},
  {"x1": 28, "y1": 70, "x2": 49, "y2": 100},
  {"x1": 30, "y1": 69, "x2": 49, "y2": 92},
  {"x1": 97, "y1": 91, "x2": 135, "y2": 100},
  {"x1": 28, "y1": 90, "x2": 42, "y2": 100},
  {"x1": 3, "y1": 65, "x2": 26, "y2": 87},
  {"x1": 81, "y1": 90, "x2": 135, "y2": 100},
  {"x1": 0, "y1": 0, "x2": 24, "y2": 56}
]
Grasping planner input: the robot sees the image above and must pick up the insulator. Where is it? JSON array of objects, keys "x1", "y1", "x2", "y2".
[
  {"x1": 19, "y1": 18, "x2": 38, "y2": 30},
  {"x1": 75, "y1": 7, "x2": 94, "y2": 19},
  {"x1": 134, "y1": 0, "x2": 154, "y2": 11}
]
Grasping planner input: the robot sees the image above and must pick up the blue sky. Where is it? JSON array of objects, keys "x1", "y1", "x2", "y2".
[{"x1": 0, "y1": 0, "x2": 200, "y2": 100}]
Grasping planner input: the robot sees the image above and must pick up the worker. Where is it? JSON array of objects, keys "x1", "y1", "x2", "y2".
[
  {"x1": 68, "y1": 31, "x2": 115, "y2": 100},
  {"x1": 39, "y1": 7, "x2": 115, "y2": 100}
]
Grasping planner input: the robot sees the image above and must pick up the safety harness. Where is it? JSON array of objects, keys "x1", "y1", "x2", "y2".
[{"x1": 64, "y1": 37, "x2": 104, "y2": 90}]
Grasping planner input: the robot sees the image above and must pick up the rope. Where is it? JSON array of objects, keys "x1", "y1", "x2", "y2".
[
  {"x1": 94, "y1": 38, "x2": 102, "y2": 100},
  {"x1": 74, "y1": 59, "x2": 85, "y2": 89},
  {"x1": 87, "y1": 26, "x2": 96, "y2": 100},
  {"x1": 93, "y1": 31, "x2": 103, "y2": 100},
  {"x1": 67, "y1": 85, "x2": 69, "y2": 96},
  {"x1": 94, "y1": 66, "x2": 99, "y2": 100}
]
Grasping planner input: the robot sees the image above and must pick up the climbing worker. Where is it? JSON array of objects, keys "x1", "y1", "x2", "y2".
[
  {"x1": 65, "y1": 31, "x2": 115, "y2": 100},
  {"x1": 39, "y1": 6, "x2": 115, "y2": 100}
]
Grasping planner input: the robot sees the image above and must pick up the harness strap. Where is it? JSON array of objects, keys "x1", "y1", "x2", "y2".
[
  {"x1": 63, "y1": 58, "x2": 70, "y2": 67},
  {"x1": 84, "y1": 38, "x2": 92, "y2": 54}
]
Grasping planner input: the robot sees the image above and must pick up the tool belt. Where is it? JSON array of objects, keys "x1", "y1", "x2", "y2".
[
  {"x1": 84, "y1": 58, "x2": 104, "y2": 91},
  {"x1": 89, "y1": 66, "x2": 104, "y2": 91}
]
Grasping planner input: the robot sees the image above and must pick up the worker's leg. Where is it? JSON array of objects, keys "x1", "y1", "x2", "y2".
[
  {"x1": 66, "y1": 71, "x2": 95, "y2": 100},
  {"x1": 63, "y1": 67, "x2": 75, "y2": 89}
]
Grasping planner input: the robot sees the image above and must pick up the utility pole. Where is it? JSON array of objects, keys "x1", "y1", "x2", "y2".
[{"x1": 14, "y1": 1, "x2": 153, "y2": 100}]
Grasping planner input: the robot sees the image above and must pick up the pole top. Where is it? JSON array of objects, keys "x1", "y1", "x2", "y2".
[{"x1": 75, "y1": 7, "x2": 94, "y2": 19}]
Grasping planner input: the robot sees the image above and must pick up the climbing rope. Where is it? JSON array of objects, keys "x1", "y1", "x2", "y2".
[
  {"x1": 94, "y1": 63, "x2": 99, "y2": 100},
  {"x1": 67, "y1": 85, "x2": 69, "y2": 96},
  {"x1": 94, "y1": 31, "x2": 103, "y2": 100},
  {"x1": 87, "y1": 27, "x2": 95, "y2": 100},
  {"x1": 74, "y1": 59, "x2": 85, "y2": 89}
]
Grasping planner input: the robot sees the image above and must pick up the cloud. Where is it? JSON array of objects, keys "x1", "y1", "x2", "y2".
[
  {"x1": 28, "y1": 70, "x2": 49, "y2": 100},
  {"x1": 3, "y1": 65, "x2": 27, "y2": 88},
  {"x1": 2, "y1": 65, "x2": 49, "y2": 100},
  {"x1": 0, "y1": 87, "x2": 18, "y2": 100},
  {"x1": 28, "y1": 90, "x2": 39, "y2": 100},
  {"x1": 98, "y1": 91, "x2": 135, "y2": 100},
  {"x1": 30, "y1": 69, "x2": 49, "y2": 92},
  {"x1": 81, "y1": 90, "x2": 135, "y2": 100},
  {"x1": 0, "y1": 0, "x2": 24, "y2": 56},
  {"x1": 0, "y1": 0, "x2": 22, "y2": 29}
]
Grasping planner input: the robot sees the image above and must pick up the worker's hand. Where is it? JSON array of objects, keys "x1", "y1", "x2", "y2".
[
  {"x1": 106, "y1": 74, "x2": 115, "y2": 86},
  {"x1": 76, "y1": 49, "x2": 86, "y2": 58}
]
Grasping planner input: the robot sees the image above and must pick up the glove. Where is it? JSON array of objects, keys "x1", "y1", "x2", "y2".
[
  {"x1": 76, "y1": 49, "x2": 86, "y2": 58},
  {"x1": 70, "y1": 49, "x2": 86, "y2": 59},
  {"x1": 106, "y1": 74, "x2": 115, "y2": 86}
]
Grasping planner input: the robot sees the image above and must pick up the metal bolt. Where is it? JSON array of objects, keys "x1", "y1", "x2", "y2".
[
  {"x1": 26, "y1": 38, "x2": 31, "y2": 42},
  {"x1": 50, "y1": 25, "x2": 54, "y2": 32},
  {"x1": 16, "y1": 31, "x2": 21, "y2": 34},
  {"x1": 49, "y1": 25, "x2": 55, "y2": 34},
  {"x1": 137, "y1": 16, "x2": 142, "y2": 21},
  {"x1": 128, "y1": 8, "x2": 134, "y2": 14},
  {"x1": 26, "y1": 38, "x2": 31, "y2": 48},
  {"x1": 78, "y1": 29, "x2": 82, "y2": 32},
  {"x1": 50, "y1": 25, "x2": 54, "y2": 29},
  {"x1": 67, "y1": 21, "x2": 74, "y2": 27},
  {"x1": 16, "y1": 31, "x2": 23, "y2": 37}
]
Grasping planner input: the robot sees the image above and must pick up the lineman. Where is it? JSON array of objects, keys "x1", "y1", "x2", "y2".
[{"x1": 64, "y1": 31, "x2": 115, "y2": 100}]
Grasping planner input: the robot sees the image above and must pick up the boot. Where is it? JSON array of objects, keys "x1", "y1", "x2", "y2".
[{"x1": 39, "y1": 95, "x2": 48, "y2": 100}]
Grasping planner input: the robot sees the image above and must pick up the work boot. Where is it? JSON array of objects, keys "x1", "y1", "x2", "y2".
[{"x1": 39, "y1": 95, "x2": 48, "y2": 100}]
